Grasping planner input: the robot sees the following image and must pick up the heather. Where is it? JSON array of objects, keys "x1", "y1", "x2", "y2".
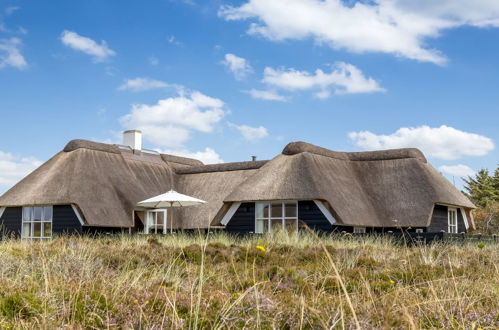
[{"x1": 0, "y1": 233, "x2": 497, "y2": 329}]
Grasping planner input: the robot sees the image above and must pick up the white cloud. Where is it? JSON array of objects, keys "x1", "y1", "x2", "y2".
[
  {"x1": 60, "y1": 30, "x2": 116, "y2": 62},
  {"x1": 229, "y1": 123, "x2": 268, "y2": 141},
  {"x1": 5, "y1": 6, "x2": 20, "y2": 16},
  {"x1": 222, "y1": 53, "x2": 253, "y2": 80},
  {"x1": 149, "y1": 56, "x2": 159, "y2": 66},
  {"x1": 0, "y1": 38, "x2": 27, "y2": 69},
  {"x1": 245, "y1": 89, "x2": 288, "y2": 101},
  {"x1": 120, "y1": 90, "x2": 225, "y2": 148},
  {"x1": 349, "y1": 125, "x2": 495, "y2": 160},
  {"x1": 167, "y1": 35, "x2": 182, "y2": 46},
  {"x1": 439, "y1": 164, "x2": 476, "y2": 178},
  {"x1": 0, "y1": 151, "x2": 42, "y2": 192},
  {"x1": 262, "y1": 62, "x2": 384, "y2": 97},
  {"x1": 159, "y1": 147, "x2": 223, "y2": 164},
  {"x1": 118, "y1": 77, "x2": 168, "y2": 92},
  {"x1": 219, "y1": 0, "x2": 499, "y2": 64}
]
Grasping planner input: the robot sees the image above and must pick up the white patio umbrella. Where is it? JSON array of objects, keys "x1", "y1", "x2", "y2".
[{"x1": 137, "y1": 190, "x2": 206, "y2": 233}]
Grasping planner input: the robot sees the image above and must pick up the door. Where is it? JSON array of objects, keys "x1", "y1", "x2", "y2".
[{"x1": 145, "y1": 209, "x2": 167, "y2": 234}]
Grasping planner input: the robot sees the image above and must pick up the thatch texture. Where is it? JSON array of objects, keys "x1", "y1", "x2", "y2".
[
  {"x1": 175, "y1": 169, "x2": 260, "y2": 228},
  {"x1": 0, "y1": 143, "x2": 176, "y2": 227},
  {"x1": 160, "y1": 154, "x2": 204, "y2": 167},
  {"x1": 223, "y1": 143, "x2": 474, "y2": 227},
  {"x1": 283, "y1": 141, "x2": 427, "y2": 163},
  {"x1": 63, "y1": 139, "x2": 121, "y2": 154},
  {"x1": 177, "y1": 160, "x2": 268, "y2": 175},
  {"x1": 0, "y1": 139, "x2": 474, "y2": 230}
]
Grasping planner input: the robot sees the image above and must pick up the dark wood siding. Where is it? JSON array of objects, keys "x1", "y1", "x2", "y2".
[
  {"x1": 52, "y1": 205, "x2": 82, "y2": 235},
  {"x1": 0, "y1": 207, "x2": 22, "y2": 238},
  {"x1": 428, "y1": 205, "x2": 467, "y2": 233},
  {"x1": 225, "y1": 203, "x2": 255, "y2": 234},
  {"x1": 225, "y1": 201, "x2": 334, "y2": 234},
  {"x1": 298, "y1": 200, "x2": 333, "y2": 232},
  {"x1": 0, "y1": 205, "x2": 82, "y2": 239}
]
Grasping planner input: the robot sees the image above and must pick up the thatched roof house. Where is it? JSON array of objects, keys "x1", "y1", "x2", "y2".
[{"x1": 0, "y1": 131, "x2": 475, "y2": 239}]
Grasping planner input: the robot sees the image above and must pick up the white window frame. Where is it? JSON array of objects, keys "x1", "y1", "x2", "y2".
[
  {"x1": 448, "y1": 208, "x2": 458, "y2": 233},
  {"x1": 255, "y1": 201, "x2": 298, "y2": 234},
  {"x1": 415, "y1": 228, "x2": 424, "y2": 233},
  {"x1": 145, "y1": 209, "x2": 167, "y2": 234},
  {"x1": 353, "y1": 226, "x2": 366, "y2": 234},
  {"x1": 22, "y1": 206, "x2": 53, "y2": 239}
]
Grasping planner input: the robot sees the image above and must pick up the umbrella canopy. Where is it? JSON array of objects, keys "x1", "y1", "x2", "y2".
[{"x1": 137, "y1": 189, "x2": 206, "y2": 209}]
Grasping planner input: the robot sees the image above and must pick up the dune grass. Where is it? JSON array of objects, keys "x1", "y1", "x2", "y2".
[{"x1": 0, "y1": 232, "x2": 497, "y2": 329}]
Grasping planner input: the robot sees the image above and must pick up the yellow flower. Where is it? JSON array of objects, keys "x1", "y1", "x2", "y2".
[
  {"x1": 389, "y1": 280, "x2": 395, "y2": 284},
  {"x1": 255, "y1": 245, "x2": 266, "y2": 252}
]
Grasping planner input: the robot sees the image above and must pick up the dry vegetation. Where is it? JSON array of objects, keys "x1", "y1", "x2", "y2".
[{"x1": 0, "y1": 233, "x2": 497, "y2": 329}]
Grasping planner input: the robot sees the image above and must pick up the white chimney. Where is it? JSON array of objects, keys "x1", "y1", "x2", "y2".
[{"x1": 123, "y1": 130, "x2": 142, "y2": 150}]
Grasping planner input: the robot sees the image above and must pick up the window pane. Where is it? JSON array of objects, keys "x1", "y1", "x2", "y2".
[
  {"x1": 256, "y1": 219, "x2": 268, "y2": 233},
  {"x1": 270, "y1": 219, "x2": 282, "y2": 233},
  {"x1": 33, "y1": 222, "x2": 42, "y2": 237},
  {"x1": 148, "y1": 212, "x2": 156, "y2": 227},
  {"x1": 33, "y1": 207, "x2": 42, "y2": 221},
  {"x1": 22, "y1": 223, "x2": 31, "y2": 237},
  {"x1": 284, "y1": 203, "x2": 297, "y2": 218},
  {"x1": 256, "y1": 203, "x2": 269, "y2": 219},
  {"x1": 284, "y1": 219, "x2": 297, "y2": 233},
  {"x1": 22, "y1": 207, "x2": 32, "y2": 221},
  {"x1": 155, "y1": 213, "x2": 165, "y2": 233},
  {"x1": 157, "y1": 212, "x2": 165, "y2": 226},
  {"x1": 43, "y1": 207, "x2": 53, "y2": 221},
  {"x1": 271, "y1": 203, "x2": 282, "y2": 218},
  {"x1": 43, "y1": 223, "x2": 52, "y2": 237}
]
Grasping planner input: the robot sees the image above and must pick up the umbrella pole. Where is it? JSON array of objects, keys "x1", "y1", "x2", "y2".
[{"x1": 170, "y1": 207, "x2": 173, "y2": 234}]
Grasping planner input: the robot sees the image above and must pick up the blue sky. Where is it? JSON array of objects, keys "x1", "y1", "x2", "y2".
[{"x1": 0, "y1": 0, "x2": 498, "y2": 193}]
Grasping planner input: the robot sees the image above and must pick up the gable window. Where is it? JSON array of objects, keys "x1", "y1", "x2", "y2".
[
  {"x1": 22, "y1": 206, "x2": 53, "y2": 239},
  {"x1": 448, "y1": 208, "x2": 458, "y2": 233},
  {"x1": 255, "y1": 201, "x2": 298, "y2": 234},
  {"x1": 353, "y1": 227, "x2": 366, "y2": 234}
]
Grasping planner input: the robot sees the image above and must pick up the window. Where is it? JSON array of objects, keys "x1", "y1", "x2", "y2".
[
  {"x1": 22, "y1": 206, "x2": 53, "y2": 239},
  {"x1": 353, "y1": 227, "x2": 366, "y2": 234},
  {"x1": 145, "y1": 209, "x2": 167, "y2": 234},
  {"x1": 448, "y1": 208, "x2": 458, "y2": 233},
  {"x1": 255, "y1": 201, "x2": 298, "y2": 234},
  {"x1": 415, "y1": 228, "x2": 424, "y2": 233}
]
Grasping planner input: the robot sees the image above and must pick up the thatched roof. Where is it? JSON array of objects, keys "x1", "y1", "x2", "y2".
[
  {"x1": 0, "y1": 139, "x2": 474, "y2": 229},
  {"x1": 175, "y1": 169, "x2": 260, "y2": 228},
  {"x1": 0, "y1": 140, "x2": 177, "y2": 227},
  {"x1": 222, "y1": 142, "x2": 475, "y2": 227}
]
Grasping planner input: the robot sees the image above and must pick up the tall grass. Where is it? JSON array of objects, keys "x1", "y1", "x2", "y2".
[{"x1": 0, "y1": 232, "x2": 497, "y2": 328}]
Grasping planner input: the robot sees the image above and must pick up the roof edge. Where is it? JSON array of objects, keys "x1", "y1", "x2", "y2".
[
  {"x1": 63, "y1": 139, "x2": 121, "y2": 154},
  {"x1": 160, "y1": 154, "x2": 204, "y2": 167},
  {"x1": 177, "y1": 160, "x2": 269, "y2": 174},
  {"x1": 282, "y1": 141, "x2": 427, "y2": 163}
]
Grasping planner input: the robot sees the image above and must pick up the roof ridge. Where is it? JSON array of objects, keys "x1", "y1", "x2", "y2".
[
  {"x1": 282, "y1": 141, "x2": 427, "y2": 163},
  {"x1": 63, "y1": 139, "x2": 121, "y2": 154},
  {"x1": 176, "y1": 160, "x2": 269, "y2": 174}
]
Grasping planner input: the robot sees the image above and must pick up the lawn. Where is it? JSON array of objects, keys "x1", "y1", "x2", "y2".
[{"x1": 0, "y1": 233, "x2": 497, "y2": 329}]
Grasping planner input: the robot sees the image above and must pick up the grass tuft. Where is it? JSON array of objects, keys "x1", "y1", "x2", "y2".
[{"x1": 0, "y1": 232, "x2": 497, "y2": 328}]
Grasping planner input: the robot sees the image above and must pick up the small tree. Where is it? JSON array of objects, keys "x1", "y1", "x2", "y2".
[
  {"x1": 463, "y1": 169, "x2": 497, "y2": 207},
  {"x1": 463, "y1": 165, "x2": 499, "y2": 234}
]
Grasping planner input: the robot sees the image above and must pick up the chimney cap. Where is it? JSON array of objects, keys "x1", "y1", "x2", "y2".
[
  {"x1": 251, "y1": 155, "x2": 257, "y2": 161},
  {"x1": 124, "y1": 129, "x2": 142, "y2": 134}
]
